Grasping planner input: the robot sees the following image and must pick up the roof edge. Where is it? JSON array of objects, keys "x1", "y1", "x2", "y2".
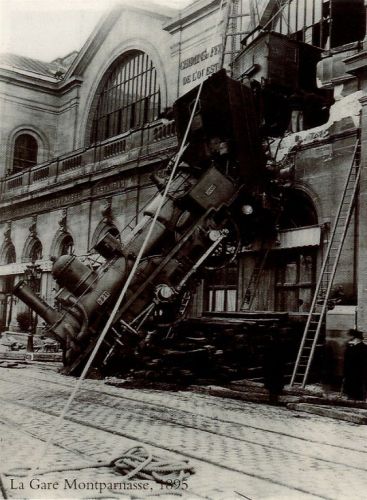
[
  {"x1": 164, "y1": 0, "x2": 222, "y2": 33},
  {"x1": 66, "y1": 1, "x2": 176, "y2": 79}
]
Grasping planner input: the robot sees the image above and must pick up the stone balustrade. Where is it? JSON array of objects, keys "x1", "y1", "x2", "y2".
[{"x1": 0, "y1": 120, "x2": 177, "y2": 199}]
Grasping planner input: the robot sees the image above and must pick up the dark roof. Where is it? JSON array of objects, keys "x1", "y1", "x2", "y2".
[{"x1": 0, "y1": 51, "x2": 78, "y2": 78}]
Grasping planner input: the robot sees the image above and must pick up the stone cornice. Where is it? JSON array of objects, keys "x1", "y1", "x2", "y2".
[
  {"x1": 343, "y1": 50, "x2": 367, "y2": 75},
  {"x1": 164, "y1": 0, "x2": 222, "y2": 33},
  {"x1": 0, "y1": 68, "x2": 83, "y2": 95}
]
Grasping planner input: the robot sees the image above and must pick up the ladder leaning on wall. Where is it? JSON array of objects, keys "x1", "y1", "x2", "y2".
[
  {"x1": 220, "y1": 0, "x2": 252, "y2": 74},
  {"x1": 290, "y1": 138, "x2": 361, "y2": 388}
]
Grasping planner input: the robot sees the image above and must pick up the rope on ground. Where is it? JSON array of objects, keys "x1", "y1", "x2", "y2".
[
  {"x1": 5, "y1": 446, "x2": 194, "y2": 485},
  {"x1": 0, "y1": 473, "x2": 8, "y2": 499}
]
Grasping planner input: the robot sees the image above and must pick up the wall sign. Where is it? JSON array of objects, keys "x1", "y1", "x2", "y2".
[{"x1": 179, "y1": 38, "x2": 223, "y2": 93}]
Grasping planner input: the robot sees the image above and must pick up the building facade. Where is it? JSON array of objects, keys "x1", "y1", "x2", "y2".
[{"x1": 0, "y1": 0, "x2": 367, "y2": 354}]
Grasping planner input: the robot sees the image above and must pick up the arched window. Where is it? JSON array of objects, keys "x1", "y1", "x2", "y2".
[
  {"x1": 28, "y1": 239, "x2": 43, "y2": 263},
  {"x1": 13, "y1": 134, "x2": 38, "y2": 171},
  {"x1": 3, "y1": 244, "x2": 16, "y2": 265},
  {"x1": 59, "y1": 234, "x2": 74, "y2": 257},
  {"x1": 0, "y1": 244, "x2": 16, "y2": 331},
  {"x1": 2, "y1": 244, "x2": 16, "y2": 294},
  {"x1": 279, "y1": 190, "x2": 318, "y2": 230},
  {"x1": 91, "y1": 51, "x2": 161, "y2": 143},
  {"x1": 106, "y1": 226, "x2": 120, "y2": 241},
  {"x1": 91, "y1": 223, "x2": 120, "y2": 249}
]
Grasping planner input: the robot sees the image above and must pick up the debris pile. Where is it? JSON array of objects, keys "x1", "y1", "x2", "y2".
[{"x1": 118, "y1": 313, "x2": 304, "y2": 387}]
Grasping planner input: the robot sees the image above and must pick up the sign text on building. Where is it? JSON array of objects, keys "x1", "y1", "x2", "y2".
[{"x1": 181, "y1": 43, "x2": 222, "y2": 89}]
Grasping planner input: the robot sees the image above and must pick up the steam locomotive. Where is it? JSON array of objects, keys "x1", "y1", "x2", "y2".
[{"x1": 14, "y1": 70, "x2": 278, "y2": 375}]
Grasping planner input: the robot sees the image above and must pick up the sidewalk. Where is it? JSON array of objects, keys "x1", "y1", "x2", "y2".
[{"x1": 190, "y1": 380, "x2": 367, "y2": 424}]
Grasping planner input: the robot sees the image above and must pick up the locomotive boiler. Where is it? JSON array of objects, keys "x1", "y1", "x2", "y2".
[{"x1": 13, "y1": 70, "x2": 278, "y2": 376}]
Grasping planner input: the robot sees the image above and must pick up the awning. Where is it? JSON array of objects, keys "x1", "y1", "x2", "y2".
[{"x1": 277, "y1": 225, "x2": 321, "y2": 249}]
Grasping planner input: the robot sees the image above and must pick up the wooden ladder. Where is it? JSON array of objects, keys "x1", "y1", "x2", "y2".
[
  {"x1": 290, "y1": 138, "x2": 361, "y2": 387},
  {"x1": 220, "y1": 0, "x2": 251, "y2": 74}
]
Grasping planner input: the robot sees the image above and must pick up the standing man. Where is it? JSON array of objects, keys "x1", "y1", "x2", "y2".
[
  {"x1": 262, "y1": 330, "x2": 286, "y2": 405},
  {"x1": 343, "y1": 329, "x2": 367, "y2": 400}
]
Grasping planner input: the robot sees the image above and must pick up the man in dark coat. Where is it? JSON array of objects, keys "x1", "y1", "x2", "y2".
[
  {"x1": 343, "y1": 329, "x2": 367, "y2": 400},
  {"x1": 262, "y1": 331, "x2": 286, "y2": 404}
]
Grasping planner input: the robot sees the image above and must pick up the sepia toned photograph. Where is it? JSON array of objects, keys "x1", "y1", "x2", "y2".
[{"x1": 0, "y1": 0, "x2": 367, "y2": 498}]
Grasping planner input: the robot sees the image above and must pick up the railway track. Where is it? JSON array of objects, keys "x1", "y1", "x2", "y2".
[{"x1": 1, "y1": 367, "x2": 367, "y2": 499}]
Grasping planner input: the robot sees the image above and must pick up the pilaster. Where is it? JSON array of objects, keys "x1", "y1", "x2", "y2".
[{"x1": 357, "y1": 95, "x2": 367, "y2": 332}]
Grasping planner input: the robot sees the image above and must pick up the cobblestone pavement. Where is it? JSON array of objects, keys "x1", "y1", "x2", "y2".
[{"x1": 0, "y1": 366, "x2": 367, "y2": 500}]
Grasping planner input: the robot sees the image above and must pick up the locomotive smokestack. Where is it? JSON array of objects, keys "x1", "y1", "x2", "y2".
[{"x1": 13, "y1": 281, "x2": 60, "y2": 326}]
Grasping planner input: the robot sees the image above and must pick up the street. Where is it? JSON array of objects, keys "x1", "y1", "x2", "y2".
[{"x1": 0, "y1": 364, "x2": 367, "y2": 500}]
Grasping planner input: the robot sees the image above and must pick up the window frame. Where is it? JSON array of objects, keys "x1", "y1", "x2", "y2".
[
  {"x1": 204, "y1": 262, "x2": 239, "y2": 313},
  {"x1": 275, "y1": 249, "x2": 316, "y2": 312},
  {"x1": 12, "y1": 133, "x2": 38, "y2": 172},
  {"x1": 91, "y1": 51, "x2": 161, "y2": 143},
  {"x1": 58, "y1": 234, "x2": 75, "y2": 257}
]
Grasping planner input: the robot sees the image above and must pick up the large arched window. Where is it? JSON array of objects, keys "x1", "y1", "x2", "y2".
[
  {"x1": 13, "y1": 134, "x2": 38, "y2": 171},
  {"x1": 91, "y1": 51, "x2": 161, "y2": 143}
]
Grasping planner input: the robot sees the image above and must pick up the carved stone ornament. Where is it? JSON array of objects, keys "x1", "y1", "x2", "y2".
[
  {"x1": 3, "y1": 221, "x2": 11, "y2": 243},
  {"x1": 29, "y1": 216, "x2": 37, "y2": 237},
  {"x1": 101, "y1": 198, "x2": 113, "y2": 223},
  {"x1": 58, "y1": 208, "x2": 67, "y2": 233}
]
